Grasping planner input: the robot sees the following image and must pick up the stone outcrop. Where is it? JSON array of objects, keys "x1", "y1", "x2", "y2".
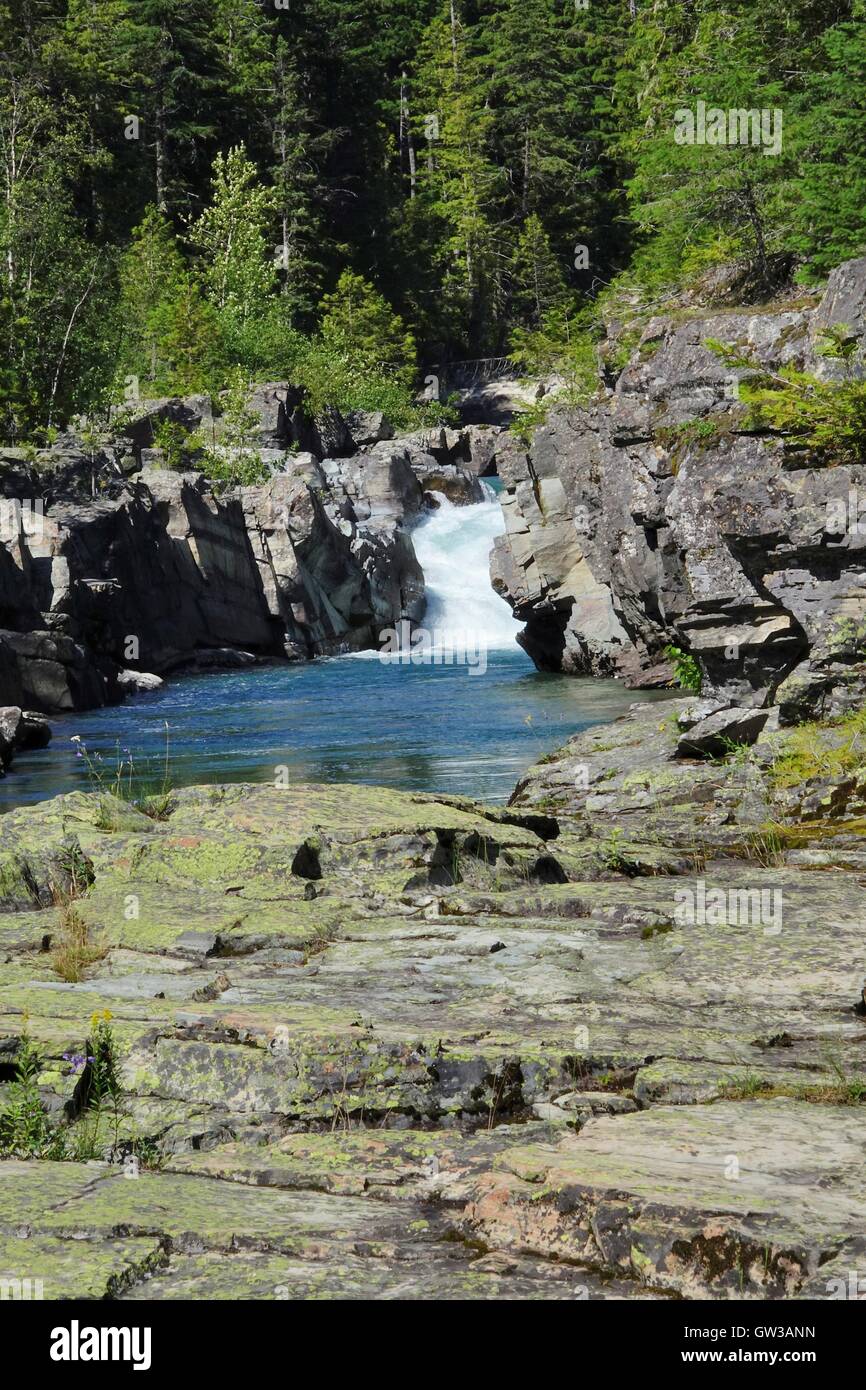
[
  {"x1": 0, "y1": 705, "x2": 51, "y2": 772},
  {"x1": 0, "y1": 366, "x2": 508, "y2": 730},
  {"x1": 0, "y1": 456, "x2": 426, "y2": 707},
  {"x1": 1, "y1": 701, "x2": 864, "y2": 1299},
  {"x1": 492, "y1": 256, "x2": 866, "y2": 722},
  {"x1": 0, "y1": 402, "x2": 488, "y2": 718}
]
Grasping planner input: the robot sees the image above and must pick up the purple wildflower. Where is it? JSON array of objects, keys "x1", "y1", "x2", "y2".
[{"x1": 62, "y1": 1052, "x2": 94, "y2": 1073}]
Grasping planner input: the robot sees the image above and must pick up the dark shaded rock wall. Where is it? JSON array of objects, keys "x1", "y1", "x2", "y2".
[{"x1": 491, "y1": 257, "x2": 866, "y2": 720}]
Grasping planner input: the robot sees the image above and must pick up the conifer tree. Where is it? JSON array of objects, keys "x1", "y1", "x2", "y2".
[
  {"x1": 412, "y1": 0, "x2": 502, "y2": 351},
  {"x1": 187, "y1": 145, "x2": 277, "y2": 329},
  {"x1": 792, "y1": 3, "x2": 866, "y2": 277},
  {"x1": 319, "y1": 269, "x2": 416, "y2": 383},
  {"x1": 117, "y1": 206, "x2": 186, "y2": 388}
]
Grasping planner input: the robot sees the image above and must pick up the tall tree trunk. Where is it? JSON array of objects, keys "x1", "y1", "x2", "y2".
[
  {"x1": 400, "y1": 74, "x2": 417, "y2": 199},
  {"x1": 741, "y1": 174, "x2": 769, "y2": 287},
  {"x1": 155, "y1": 98, "x2": 167, "y2": 212},
  {"x1": 450, "y1": 0, "x2": 459, "y2": 75}
]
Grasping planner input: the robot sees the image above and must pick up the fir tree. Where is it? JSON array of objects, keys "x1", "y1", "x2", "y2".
[
  {"x1": 792, "y1": 3, "x2": 866, "y2": 277},
  {"x1": 117, "y1": 205, "x2": 185, "y2": 387},
  {"x1": 187, "y1": 145, "x2": 277, "y2": 328},
  {"x1": 319, "y1": 269, "x2": 416, "y2": 382}
]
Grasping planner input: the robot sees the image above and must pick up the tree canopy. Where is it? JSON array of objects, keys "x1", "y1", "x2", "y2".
[{"x1": 0, "y1": 0, "x2": 863, "y2": 439}]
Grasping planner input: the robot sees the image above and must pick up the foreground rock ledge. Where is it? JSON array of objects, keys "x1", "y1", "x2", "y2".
[{"x1": 1, "y1": 702, "x2": 864, "y2": 1299}]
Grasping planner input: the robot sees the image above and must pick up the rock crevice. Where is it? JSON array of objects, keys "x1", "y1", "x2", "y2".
[{"x1": 492, "y1": 256, "x2": 866, "y2": 721}]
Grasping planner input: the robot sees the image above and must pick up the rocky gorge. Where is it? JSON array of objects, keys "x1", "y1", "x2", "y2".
[
  {"x1": 0, "y1": 394, "x2": 496, "y2": 733},
  {"x1": 0, "y1": 257, "x2": 865, "y2": 1305}
]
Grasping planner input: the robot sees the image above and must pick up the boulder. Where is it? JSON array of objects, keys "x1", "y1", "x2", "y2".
[
  {"x1": 242, "y1": 382, "x2": 305, "y2": 449},
  {"x1": 345, "y1": 410, "x2": 394, "y2": 448},
  {"x1": 311, "y1": 405, "x2": 354, "y2": 459},
  {"x1": 117, "y1": 670, "x2": 164, "y2": 692},
  {"x1": 675, "y1": 706, "x2": 772, "y2": 759},
  {"x1": 112, "y1": 396, "x2": 214, "y2": 453},
  {"x1": 462, "y1": 424, "x2": 506, "y2": 477},
  {"x1": 0, "y1": 704, "x2": 51, "y2": 771},
  {"x1": 0, "y1": 629, "x2": 107, "y2": 712}
]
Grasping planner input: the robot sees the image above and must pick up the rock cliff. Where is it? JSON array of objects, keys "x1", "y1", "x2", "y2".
[
  {"x1": 492, "y1": 256, "x2": 866, "y2": 727},
  {"x1": 0, "y1": 400, "x2": 488, "y2": 716}
]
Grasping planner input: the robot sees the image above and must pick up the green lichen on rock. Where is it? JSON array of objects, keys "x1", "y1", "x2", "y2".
[{"x1": 1, "y1": 706, "x2": 865, "y2": 1299}]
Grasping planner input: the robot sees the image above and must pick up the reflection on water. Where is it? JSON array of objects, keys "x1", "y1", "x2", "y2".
[
  {"x1": 0, "y1": 651, "x2": 672, "y2": 809},
  {"x1": 1, "y1": 487, "x2": 673, "y2": 810}
]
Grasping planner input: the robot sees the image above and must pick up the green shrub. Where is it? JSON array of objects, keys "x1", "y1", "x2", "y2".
[
  {"x1": 0, "y1": 1025, "x2": 60, "y2": 1158},
  {"x1": 153, "y1": 419, "x2": 199, "y2": 471},
  {"x1": 706, "y1": 327, "x2": 866, "y2": 467},
  {"x1": 665, "y1": 644, "x2": 702, "y2": 693}
]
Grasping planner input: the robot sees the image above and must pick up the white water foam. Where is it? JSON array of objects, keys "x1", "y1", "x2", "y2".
[{"x1": 410, "y1": 484, "x2": 522, "y2": 652}]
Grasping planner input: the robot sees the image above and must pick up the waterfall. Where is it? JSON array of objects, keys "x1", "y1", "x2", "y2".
[{"x1": 411, "y1": 483, "x2": 523, "y2": 652}]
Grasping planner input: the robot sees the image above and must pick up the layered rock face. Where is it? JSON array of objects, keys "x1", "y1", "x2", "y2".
[
  {"x1": 0, "y1": 401, "x2": 488, "y2": 714},
  {"x1": 492, "y1": 256, "x2": 866, "y2": 723}
]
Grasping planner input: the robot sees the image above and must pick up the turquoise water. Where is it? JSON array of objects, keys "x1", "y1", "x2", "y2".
[
  {"x1": 0, "y1": 653, "x2": 667, "y2": 809},
  {"x1": 0, "y1": 489, "x2": 671, "y2": 809}
]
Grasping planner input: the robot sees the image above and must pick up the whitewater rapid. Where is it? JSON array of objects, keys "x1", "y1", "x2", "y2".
[{"x1": 411, "y1": 484, "x2": 522, "y2": 652}]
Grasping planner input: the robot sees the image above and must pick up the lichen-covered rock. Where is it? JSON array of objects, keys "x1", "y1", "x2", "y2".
[
  {"x1": 493, "y1": 257, "x2": 866, "y2": 719},
  {"x1": 1, "y1": 703, "x2": 865, "y2": 1300},
  {"x1": 458, "y1": 1100, "x2": 866, "y2": 1298},
  {"x1": 675, "y1": 706, "x2": 771, "y2": 759}
]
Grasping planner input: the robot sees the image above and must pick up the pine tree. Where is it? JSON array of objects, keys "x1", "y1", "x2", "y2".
[
  {"x1": 151, "y1": 274, "x2": 221, "y2": 395},
  {"x1": 484, "y1": 0, "x2": 579, "y2": 217},
  {"x1": 412, "y1": 0, "x2": 502, "y2": 352},
  {"x1": 117, "y1": 206, "x2": 185, "y2": 388},
  {"x1": 0, "y1": 48, "x2": 109, "y2": 435},
  {"x1": 107, "y1": 0, "x2": 220, "y2": 215},
  {"x1": 269, "y1": 39, "x2": 332, "y2": 323},
  {"x1": 618, "y1": 1, "x2": 796, "y2": 290},
  {"x1": 510, "y1": 215, "x2": 573, "y2": 331},
  {"x1": 319, "y1": 269, "x2": 416, "y2": 382},
  {"x1": 187, "y1": 145, "x2": 277, "y2": 329},
  {"x1": 791, "y1": 3, "x2": 866, "y2": 277}
]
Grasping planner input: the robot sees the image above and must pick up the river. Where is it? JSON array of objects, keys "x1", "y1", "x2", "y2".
[{"x1": 0, "y1": 484, "x2": 668, "y2": 808}]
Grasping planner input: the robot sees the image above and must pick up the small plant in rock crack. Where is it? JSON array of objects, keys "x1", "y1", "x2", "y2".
[
  {"x1": 0, "y1": 1013, "x2": 128, "y2": 1162},
  {"x1": 821, "y1": 1055, "x2": 866, "y2": 1105},
  {"x1": 72, "y1": 726, "x2": 174, "y2": 823},
  {"x1": 717, "y1": 735, "x2": 760, "y2": 769},
  {"x1": 599, "y1": 827, "x2": 631, "y2": 873},
  {"x1": 50, "y1": 897, "x2": 106, "y2": 983},
  {"x1": 54, "y1": 837, "x2": 94, "y2": 897},
  {"x1": 0, "y1": 1021, "x2": 66, "y2": 1158},
  {"x1": 664, "y1": 644, "x2": 702, "y2": 693},
  {"x1": 721, "y1": 1068, "x2": 773, "y2": 1101},
  {"x1": 64, "y1": 1011, "x2": 125, "y2": 1161},
  {"x1": 48, "y1": 835, "x2": 104, "y2": 983}
]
